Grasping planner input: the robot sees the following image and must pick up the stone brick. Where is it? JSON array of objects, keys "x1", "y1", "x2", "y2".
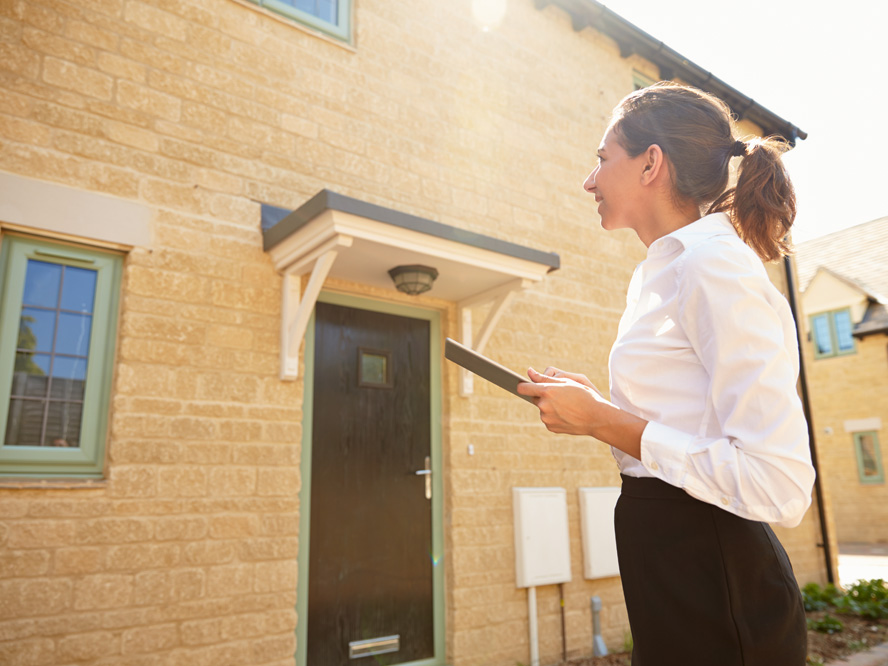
[
  {"x1": 42, "y1": 56, "x2": 113, "y2": 100},
  {"x1": 7, "y1": 521, "x2": 76, "y2": 549},
  {"x1": 157, "y1": 467, "x2": 208, "y2": 498},
  {"x1": 0, "y1": 550, "x2": 51, "y2": 577},
  {"x1": 206, "y1": 564, "x2": 253, "y2": 597},
  {"x1": 58, "y1": 631, "x2": 120, "y2": 662},
  {"x1": 124, "y1": 1, "x2": 187, "y2": 41},
  {"x1": 0, "y1": 43, "x2": 41, "y2": 78},
  {"x1": 117, "y1": 80, "x2": 181, "y2": 122},
  {"x1": 255, "y1": 467, "x2": 299, "y2": 496},
  {"x1": 253, "y1": 559, "x2": 298, "y2": 594},
  {"x1": 105, "y1": 543, "x2": 180, "y2": 572},
  {"x1": 54, "y1": 547, "x2": 106, "y2": 575},
  {"x1": 0, "y1": 578, "x2": 72, "y2": 619},
  {"x1": 74, "y1": 574, "x2": 134, "y2": 611},
  {"x1": 0, "y1": 638, "x2": 56, "y2": 666},
  {"x1": 121, "y1": 623, "x2": 178, "y2": 654}
]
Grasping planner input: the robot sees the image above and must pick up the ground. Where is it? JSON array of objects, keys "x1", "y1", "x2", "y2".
[{"x1": 560, "y1": 613, "x2": 888, "y2": 666}]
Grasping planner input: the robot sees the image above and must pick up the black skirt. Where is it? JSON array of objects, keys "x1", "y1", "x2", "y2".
[{"x1": 614, "y1": 474, "x2": 807, "y2": 666}]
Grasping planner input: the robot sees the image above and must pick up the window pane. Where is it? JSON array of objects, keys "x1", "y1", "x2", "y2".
[
  {"x1": 45, "y1": 401, "x2": 82, "y2": 448},
  {"x1": 56, "y1": 313, "x2": 93, "y2": 357},
  {"x1": 834, "y1": 310, "x2": 855, "y2": 352},
  {"x1": 287, "y1": 0, "x2": 338, "y2": 22},
  {"x1": 19, "y1": 309, "x2": 56, "y2": 353},
  {"x1": 859, "y1": 434, "x2": 879, "y2": 478},
  {"x1": 50, "y1": 357, "x2": 88, "y2": 401},
  {"x1": 22, "y1": 260, "x2": 62, "y2": 308},
  {"x1": 812, "y1": 315, "x2": 833, "y2": 355},
  {"x1": 11, "y1": 353, "x2": 51, "y2": 397},
  {"x1": 61, "y1": 267, "x2": 97, "y2": 313},
  {"x1": 4, "y1": 399, "x2": 45, "y2": 446}
]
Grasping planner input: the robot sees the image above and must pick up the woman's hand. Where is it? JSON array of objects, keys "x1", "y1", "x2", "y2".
[{"x1": 517, "y1": 366, "x2": 646, "y2": 460}]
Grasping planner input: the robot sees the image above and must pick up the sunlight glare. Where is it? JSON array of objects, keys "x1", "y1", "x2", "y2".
[{"x1": 472, "y1": 0, "x2": 507, "y2": 31}]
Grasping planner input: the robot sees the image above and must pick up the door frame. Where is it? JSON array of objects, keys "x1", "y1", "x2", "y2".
[{"x1": 296, "y1": 290, "x2": 445, "y2": 666}]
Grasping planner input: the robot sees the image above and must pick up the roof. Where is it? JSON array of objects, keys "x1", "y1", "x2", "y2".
[
  {"x1": 533, "y1": 0, "x2": 806, "y2": 144},
  {"x1": 794, "y1": 216, "x2": 888, "y2": 302},
  {"x1": 856, "y1": 302, "x2": 888, "y2": 338},
  {"x1": 262, "y1": 190, "x2": 560, "y2": 270}
]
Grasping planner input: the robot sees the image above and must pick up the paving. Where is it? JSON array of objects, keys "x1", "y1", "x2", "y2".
[{"x1": 825, "y1": 544, "x2": 888, "y2": 666}]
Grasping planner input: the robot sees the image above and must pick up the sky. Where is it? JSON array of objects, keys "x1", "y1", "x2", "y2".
[{"x1": 593, "y1": 0, "x2": 888, "y2": 243}]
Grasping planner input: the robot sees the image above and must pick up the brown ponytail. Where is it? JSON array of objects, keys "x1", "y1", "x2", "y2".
[
  {"x1": 612, "y1": 82, "x2": 797, "y2": 262},
  {"x1": 708, "y1": 137, "x2": 796, "y2": 262}
]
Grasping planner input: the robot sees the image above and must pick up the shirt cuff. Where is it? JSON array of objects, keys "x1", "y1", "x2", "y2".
[{"x1": 640, "y1": 420, "x2": 692, "y2": 488}]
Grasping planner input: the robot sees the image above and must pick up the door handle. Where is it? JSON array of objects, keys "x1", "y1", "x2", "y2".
[{"x1": 415, "y1": 456, "x2": 431, "y2": 500}]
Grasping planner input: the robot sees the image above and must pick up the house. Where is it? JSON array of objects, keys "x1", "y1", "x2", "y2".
[
  {"x1": 795, "y1": 217, "x2": 888, "y2": 544},
  {"x1": 0, "y1": 0, "x2": 832, "y2": 664}
]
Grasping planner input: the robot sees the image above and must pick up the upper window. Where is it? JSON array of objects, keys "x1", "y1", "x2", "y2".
[
  {"x1": 853, "y1": 431, "x2": 884, "y2": 484},
  {"x1": 253, "y1": 0, "x2": 351, "y2": 42},
  {"x1": 0, "y1": 235, "x2": 122, "y2": 479},
  {"x1": 810, "y1": 308, "x2": 856, "y2": 359}
]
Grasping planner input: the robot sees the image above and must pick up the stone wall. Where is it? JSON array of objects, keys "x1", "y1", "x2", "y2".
[{"x1": 0, "y1": 0, "x2": 830, "y2": 664}]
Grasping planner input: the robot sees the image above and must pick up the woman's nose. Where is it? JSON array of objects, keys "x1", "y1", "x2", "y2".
[{"x1": 583, "y1": 170, "x2": 597, "y2": 193}]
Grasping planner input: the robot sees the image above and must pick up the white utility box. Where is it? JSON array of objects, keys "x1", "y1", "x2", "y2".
[
  {"x1": 512, "y1": 487, "x2": 571, "y2": 588},
  {"x1": 578, "y1": 487, "x2": 621, "y2": 579}
]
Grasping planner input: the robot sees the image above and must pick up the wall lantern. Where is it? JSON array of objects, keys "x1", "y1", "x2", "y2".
[{"x1": 388, "y1": 265, "x2": 439, "y2": 296}]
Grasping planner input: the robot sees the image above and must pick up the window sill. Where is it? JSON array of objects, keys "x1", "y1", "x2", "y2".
[{"x1": 0, "y1": 478, "x2": 107, "y2": 490}]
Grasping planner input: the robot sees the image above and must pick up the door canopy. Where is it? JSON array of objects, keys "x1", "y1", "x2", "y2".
[{"x1": 262, "y1": 190, "x2": 560, "y2": 381}]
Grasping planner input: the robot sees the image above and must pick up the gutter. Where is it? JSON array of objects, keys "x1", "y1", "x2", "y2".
[
  {"x1": 533, "y1": 0, "x2": 807, "y2": 145},
  {"x1": 784, "y1": 257, "x2": 836, "y2": 584}
]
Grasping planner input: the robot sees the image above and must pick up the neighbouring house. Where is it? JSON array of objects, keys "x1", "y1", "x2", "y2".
[
  {"x1": 795, "y1": 216, "x2": 888, "y2": 545},
  {"x1": 0, "y1": 0, "x2": 834, "y2": 665}
]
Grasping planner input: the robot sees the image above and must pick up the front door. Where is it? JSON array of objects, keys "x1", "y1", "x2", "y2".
[{"x1": 307, "y1": 301, "x2": 435, "y2": 665}]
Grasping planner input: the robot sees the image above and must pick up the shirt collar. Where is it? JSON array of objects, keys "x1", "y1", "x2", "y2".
[{"x1": 647, "y1": 212, "x2": 738, "y2": 258}]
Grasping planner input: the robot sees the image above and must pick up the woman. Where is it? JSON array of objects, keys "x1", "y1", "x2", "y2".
[{"x1": 517, "y1": 83, "x2": 816, "y2": 665}]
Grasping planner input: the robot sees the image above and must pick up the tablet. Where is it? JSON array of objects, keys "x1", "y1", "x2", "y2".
[{"x1": 444, "y1": 338, "x2": 534, "y2": 403}]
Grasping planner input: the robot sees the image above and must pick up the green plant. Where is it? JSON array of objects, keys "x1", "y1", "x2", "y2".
[
  {"x1": 836, "y1": 579, "x2": 888, "y2": 620},
  {"x1": 622, "y1": 630, "x2": 633, "y2": 653},
  {"x1": 801, "y1": 582, "x2": 843, "y2": 611},
  {"x1": 806, "y1": 657, "x2": 824, "y2": 666},
  {"x1": 807, "y1": 613, "x2": 844, "y2": 634},
  {"x1": 847, "y1": 639, "x2": 870, "y2": 653}
]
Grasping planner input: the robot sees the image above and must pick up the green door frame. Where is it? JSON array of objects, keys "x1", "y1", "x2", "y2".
[{"x1": 295, "y1": 291, "x2": 445, "y2": 666}]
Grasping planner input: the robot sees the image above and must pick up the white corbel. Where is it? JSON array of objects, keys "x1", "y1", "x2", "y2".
[
  {"x1": 457, "y1": 278, "x2": 531, "y2": 396},
  {"x1": 280, "y1": 235, "x2": 353, "y2": 380}
]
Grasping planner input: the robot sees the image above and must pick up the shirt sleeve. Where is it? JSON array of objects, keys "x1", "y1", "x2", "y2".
[{"x1": 638, "y1": 241, "x2": 816, "y2": 528}]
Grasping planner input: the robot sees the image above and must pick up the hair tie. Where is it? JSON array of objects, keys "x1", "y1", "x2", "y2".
[{"x1": 730, "y1": 139, "x2": 747, "y2": 157}]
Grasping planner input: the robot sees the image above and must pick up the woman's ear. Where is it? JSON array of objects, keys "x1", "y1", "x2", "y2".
[{"x1": 640, "y1": 144, "x2": 666, "y2": 184}]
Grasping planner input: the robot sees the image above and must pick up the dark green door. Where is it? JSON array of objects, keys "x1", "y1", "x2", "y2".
[{"x1": 308, "y1": 302, "x2": 434, "y2": 665}]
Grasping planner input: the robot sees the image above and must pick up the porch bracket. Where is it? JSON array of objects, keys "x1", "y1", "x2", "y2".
[
  {"x1": 280, "y1": 235, "x2": 354, "y2": 380},
  {"x1": 457, "y1": 278, "x2": 531, "y2": 396}
]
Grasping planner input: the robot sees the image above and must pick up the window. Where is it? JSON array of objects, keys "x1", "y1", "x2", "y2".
[
  {"x1": 0, "y1": 235, "x2": 122, "y2": 478},
  {"x1": 252, "y1": 0, "x2": 351, "y2": 41},
  {"x1": 633, "y1": 71, "x2": 656, "y2": 90},
  {"x1": 853, "y1": 431, "x2": 884, "y2": 484},
  {"x1": 810, "y1": 308, "x2": 856, "y2": 359}
]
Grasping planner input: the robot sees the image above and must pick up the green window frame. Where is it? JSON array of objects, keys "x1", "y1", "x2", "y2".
[
  {"x1": 810, "y1": 308, "x2": 857, "y2": 359},
  {"x1": 251, "y1": 0, "x2": 351, "y2": 42},
  {"x1": 0, "y1": 235, "x2": 122, "y2": 479},
  {"x1": 853, "y1": 431, "x2": 884, "y2": 484}
]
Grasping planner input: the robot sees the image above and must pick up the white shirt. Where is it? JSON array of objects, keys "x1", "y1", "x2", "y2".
[{"x1": 609, "y1": 213, "x2": 815, "y2": 528}]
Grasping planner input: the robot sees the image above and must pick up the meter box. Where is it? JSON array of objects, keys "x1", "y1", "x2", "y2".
[
  {"x1": 578, "y1": 487, "x2": 621, "y2": 579},
  {"x1": 512, "y1": 487, "x2": 571, "y2": 588}
]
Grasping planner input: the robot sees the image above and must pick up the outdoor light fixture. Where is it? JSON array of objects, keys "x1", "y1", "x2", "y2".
[{"x1": 388, "y1": 265, "x2": 438, "y2": 296}]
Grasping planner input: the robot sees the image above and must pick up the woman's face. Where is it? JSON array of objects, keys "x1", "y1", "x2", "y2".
[{"x1": 583, "y1": 126, "x2": 647, "y2": 233}]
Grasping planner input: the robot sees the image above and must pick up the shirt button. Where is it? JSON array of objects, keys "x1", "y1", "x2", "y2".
[
  {"x1": 721, "y1": 497, "x2": 729, "y2": 506},
  {"x1": 650, "y1": 462, "x2": 659, "y2": 471}
]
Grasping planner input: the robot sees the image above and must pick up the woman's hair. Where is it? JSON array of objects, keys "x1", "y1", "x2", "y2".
[{"x1": 611, "y1": 82, "x2": 796, "y2": 261}]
